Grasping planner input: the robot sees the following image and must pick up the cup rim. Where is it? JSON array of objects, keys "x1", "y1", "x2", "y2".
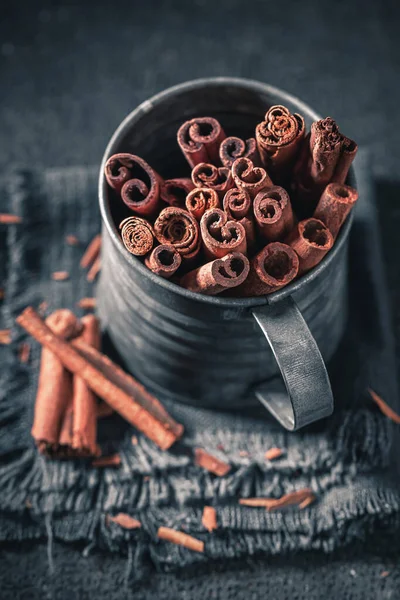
[{"x1": 98, "y1": 76, "x2": 355, "y2": 308}]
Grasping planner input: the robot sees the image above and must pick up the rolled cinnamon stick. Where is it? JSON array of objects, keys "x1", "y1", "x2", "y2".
[
  {"x1": 144, "y1": 244, "x2": 182, "y2": 279},
  {"x1": 256, "y1": 105, "x2": 305, "y2": 180},
  {"x1": 160, "y1": 178, "x2": 194, "y2": 207},
  {"x1": 287, "y1": 218, "x2": 334, "y2": 274},
  {"x1": 200, "y1": 208, "x2": 247, "y2": 260},
  {"x1": 180, "y1": 252, "x2": 250, "y2": 295},
  {"x1": 80, "y1": 234, "x2": 101, "y2": 269},
  {"x1": 177, "y1": 116, "x2": 226, "y2": 168},
  {"x1": 332, "y1": 136, "x2": 358, "y2": 185},
  {"x1": 17, "y1": 308, "x2": 183, "y2": 450},
  {"x1": 119, "y1": 155, "x2": 161, "y2": 217},
  {"x1": 223, "y1": 188, "x2": 256, "y2": 250},
  {"x1": 219, "y1": 136, "x2": 259, "y2": 167},
  {"x1": 191, "y1": 163, "x2": 234, "y2": 199},
  {"x1": 313, "y1": 183, "x2": 358, "y2": 239},
  {"x1": 31, "y1": 310, "x2": 82, "y2": 455},
  {"x1": 236, "y1": 242, "x2": 299, "y2": 297},
  {"x1": 154, "y1": 207, "x2": 200, "y2": 262},
  {"x1": 253, "y1": 186, "x2": 295, "y2": 241},
  {"x1": 185, "y1": 188, "x2": 220, "y2": 221},
  {"x1": 231, "y1": 157, "x2": 272, "y2": 199},
  {"x1": 119, "y1": 216, "x2": 155, "y2": 256},
  {"x1": 104, "y1": 153, "x2": 141, "y2": 192}
]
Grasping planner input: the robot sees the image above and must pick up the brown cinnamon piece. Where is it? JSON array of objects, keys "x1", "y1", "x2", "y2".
[
  {"x1": 154, "y1": 207, "x2": 200, "y2": 262},
  {"x1": 223, "y1": 188, "x2": 256, "y2": 251},
  {"x1": 219, "y1": 136, "x2": 259, "y2": 167},
  {"x1": 202, "y1": 506, "x2": 217, "y2": 532},
  {"x1": 264, "y1": 447, "x2": 284, "y2": 461},
  {"x1": 87, "y1": 257, "x2": 101, "y2": 282},
  {"x1": 231, "y1": 157, "x2": 272, "y2": 199},
  {"x1": 185, "y1": 188, "x2": 220, "y2": 221},
  {"x1": 180, "y1": 252, "x2": 249, "y2": 295},
  {"x1": 287, "y1": 218, "x2": 334, "y2": 274},
  {"x1": 144, "y1": 244, "x2": 182, "y2": 279},
  {"x1": 313, "y1": 183, "x2": 358, "y2": 239},
  {"x1": 92, "y1": 453, "x2": 121, "y2": 467},
  {"x1": 298, "y1": 494, "x2": 316, "y2": 509},
  {"x1": 120, "y1": 155, "x2": 161, "y2": 218},
  {"x1": 65, "y1": 234, "x2": 80, "y2": 246},
  {"x1": 194, "y1": 448, "x2": 231, "y2": 476},
  {"x1": 191, "y1": 163, "x2": 234, "y2": 199},
  {"x1": 17, "y1": 308, "x2": 183, "y2": 450},
  {"x1": 0, "y1": 213, "x2": 22, "y2": 224},
  {"x1": 105, "y1": 153, "x2": 142, "y2": 192},
  {"x1": 368, "y1": 388, "x2": 400, "y2": 424},
  {"x1": 236, "y1": 243, "x2": 299, "y2": 297},
  {"x1": 256, "y1": 105, "x2": 305, "y2": 180},
  {"x1": 0, "y1": 329, "x2": 11, "y2": 344},
  {"x1": 160, "y1": 178, "x2": 194, "y2": 207},
  {"x1": 80, "y1": 234, "x2": 101, "y2": 269},
  {"x1": 119, "y1": 217, "x2": 155, "y2": 256},
  {"x1": 72, "y1": 315, "x2": 101, "y2": 457},
  {"x1": 52, "y1": 271, "x2": 69, "y2": 281},
  {"x1": 30, "y1": 310, "x2": 82, "y2": 455},
  {"x1": 177, "y1": 116, "x2": 226, "y2": 168},
  {"x1": 253, "y1": 186, "x2": 295, "y2": 241},
  {"x1": 77, "y1": 297, "x2": 96, "y2": 310},
  {"x1": 332, "y1": 136, "x2": 358, "y2": 185},
  {"x1": 157, "y1": 527, "x2": 204, "y2": 553},
  {"x1": 239, "y1": 488, "x2": 314, "y2": 510},
  {"x1": 200, "y1": 208, "x2": 247, "y2": 260},
  {"x1": 57, "y1": 401, "x2": 74, "y2": 456},
  {"x1": 18, "y1": 342, "x2": 31, "y2": 363},
  {"x1": 107, "y1": 513, "x2": 142, "y2": 529}
]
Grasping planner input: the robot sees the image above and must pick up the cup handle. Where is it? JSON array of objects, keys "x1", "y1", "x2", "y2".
[{"x1": 252, "y1": 296, "x2": 333, "y2": 431}]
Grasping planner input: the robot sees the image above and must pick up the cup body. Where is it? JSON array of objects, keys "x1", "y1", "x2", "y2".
[{"x1": 98, "y1": 78, "x2": 354, "y2": 409}]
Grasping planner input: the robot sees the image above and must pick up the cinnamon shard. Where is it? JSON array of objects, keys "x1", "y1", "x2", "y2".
[
  {"x1": 52, "y1": 271, "x2": 70, "y2": 281},
  {"x1": 157, "y1": 526, "x2": 204, "y2": 553},
  {"x1": 219, "y1": 136, "x2": 259, "y2": 168},
  {"x1": 236, "y1": 242, "x2": 299, "y2": 297},
  {"x1": 92, "y1": 453, "x2": 121, "y2": 467},
  {"x1": 80, "y1": 234, "x2": 101, "y2": 269},
  {"x1": 0, "y1": 329, "x2": 11, "y2": 344},
  {"x1": 185, "y1": 187, "x2": 220, "y2": 221},
  {"x1": 313, "y1": 183, "x2": 358, "y2": 239},
  {"x1": 239, "y1": 488, "x2": 314, "y2": 511},
  {"x1": 200, "y1": 208, "x2": 247, "y2": 260},
  {"x1": 298, "y1": 494, "x2": 316, "y2": 509},
  {"x1": 144, "y1": 244, "x2": 182, "y2": 279},
  {"x1": 18, "y1": 342, "x2": 31, "y2": 363},
  {"x1": 202, "y1": 506, "x2": 217, "y2": 532},
  {"x1": 77, "y1": 297, "x2": 96, "y2": 310},
  {"x1": 119, "y1": 217, "x2": 155, "y2": 256},
  {"x1": 231, "y1": 157, "x2": 273, "y2": 199},
  {"x1": 65, "y1": 234, "x2": 80, "y2": 246},
  {"x1": 177, "y1": 116, "x2": 226, "y2": 168},
  {"x1": 87, "y1": 257, "x2": 101, "y2": 282},
  {"x1": 160, "y1": 178, "x2": 194, "y2": 207},
  {"x1": 107, "y1": 513, "x2": 142, "y2": 529},
  {"x1": 120, "y1": 155, "x2": 162, "y2": 218},
  {"x1": 194, "y1": 448, "x2": 231, "y2": 476},
  {"x1": 0, "y1": 213, "x2": 22, "y2": 224},
  {"x1": 191, "y1": 163, "x2": 234, "y2": 199},
  {"x1": 287, "y1": 218, "x2": 333, "y2": 274},
  {"x1": 264, "y1": 447, "x2": 284, "y2": 461},
  {"x1": 253, "y1": 186, "x2": 295, "y2": 242},
  {"x1": 180, "y1": 252, "x2": 249, "y2": 295},
  {"x1": 154, "y1": 207, "x2": 200, "y2": 262},
  {"x1": 368, "y1": 388, "x2": 400, "y2": 424}
]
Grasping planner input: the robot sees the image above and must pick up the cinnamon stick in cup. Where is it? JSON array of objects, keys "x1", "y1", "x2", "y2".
[
  {"x1": 145, "y1": 244, "x2": 182, "y2": 279},
  {"x1": 219, "y1": 136, "x2": 259, "y2": 167},
  {"x1": 154, "y1": 207, "x2": 200, "y2": 262},
  {"x1": 223, "y1": 188, "x2": 256, "y2": 250},
  {"x1": 185, "y1": 188, "x2": 220, "y2": 221},
  {"x1": 104, "y1": 153, "x2": 142, "y2": 192},
  {"x1": 253, "y1": 186, "x2": 295, "y2": 242},
  {"x1": 180, "y1": 252, "x2": 249, "y2": 295},
  {"x1": 313, "y1": 183, "x2": 358, "y2": 239},
  {"x1": 119, "y1": 217, "x2": 155, "y2": 256},
  {"x1": 31, "y1": 310, "x2": 82, "y2": 455},
  {"x1": 160, "y1": 178, "x2": 194, "y2": 207},
  {"x1": 119, "y1": 155, "x2": 162, "y2": 217},
  {"x1": 231, "y1": 157, "x2": 272, "y2": 199},
  {"x1": 287, "y1": 218, "x2": 334, "y2": 274},
  {"x1": 177, "y1": 116, "x2": 226, "y2": 167},
  {"x1": 191, "y1": 163, "x2": 234, "y2": 199},
  {"x1": 236, "y1": 243, "x2": 299, "y2": 297},
  {"x1": 200, "y1": 208, "x2": 247, "y2": 260}
]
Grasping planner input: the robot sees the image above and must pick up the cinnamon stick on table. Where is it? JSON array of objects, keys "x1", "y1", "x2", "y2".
[
  {"x1": 80, "y1": 234, "x2": 101, "y2": 269},
  {"x1": 194, "y1": 448, "x2": 231, "y2": 476},
  {"x1": 157, "y1": 527, "x2": 204, "y2": 553},
  {"x1": 17, "y1": 307, "x2": 183, "y2": 450}
]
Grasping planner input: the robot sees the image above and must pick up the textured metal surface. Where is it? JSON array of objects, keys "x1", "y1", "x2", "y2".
[{"x1": 97, "y1": 78, "x2": 354, "y2": 411}]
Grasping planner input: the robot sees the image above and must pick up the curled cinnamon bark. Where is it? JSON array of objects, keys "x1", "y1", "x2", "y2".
[
  {"x1": 253, "y1": 186, "x2": 295, "y2": 241},
  {"x1": 219, "y1": 136, "x2": 259, "y2": 167},
  {"x1": 160, "y1": 178, "x2": 194, "y2": 207},
  {"x1": 144, "y1": 244, "x2": 182, "y2": 279},
  {"x1": 223, "y1": 188, "x2": 256, "y2": 250},
  {"x1": 313, "y1": 183, "x2": 358, "y2": 239},
  {"x1": 287, "y1": 218, "x2": 334, "y2": 274},
  {"x1": 119, "y1": 155, "x2": 161, "y2": 217},
  {"x1": 119, "y1": 216, "x2": 155, "y2": 256},
  {"x1": 231, "y1": 157, "x2": 272, "y2": 199},
  {"x1": 105, "y1": 153, "x2": 140, "y2": 192},
  {"x1": 154, "y1": 207, "x2": 200, "y2": 261},
  {"x1": 177, "y1": 116, "x2": 226, "y2": 168},
  {"x1": 236, "y1": 242, "x2": 299, "y2": 297},
  {"x1": 256, "y1": 105, "x2": 305, "y2": 180},
  {"x1": 31, "y1": 310, "x2": 82, "y2": 455},
  {"x1": 180, "y1": 252, "x2": 250, "y2": 295},
  {"x1": 185, "y1": 188, "x2": 220, "y2": 221},
  {"x1": 191, "y1": 163, "x2": 234, "y2": 199},
  {"x1": 332, "y1": 136, "x2": 358, "y2": 185},
  {"x1": 200, "y1": 208, "x2": 247, "y2": 260}
]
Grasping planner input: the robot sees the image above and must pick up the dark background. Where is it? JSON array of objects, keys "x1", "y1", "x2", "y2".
[{"x1": 1, "y1": 0, "x2": 400, "y2": 598}]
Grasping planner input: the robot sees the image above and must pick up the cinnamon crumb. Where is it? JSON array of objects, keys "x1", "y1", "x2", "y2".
[
  {"x1": 194, "y1": 448, "x2": 231, "y2": 477},
  {"x1": 202, "y1": 506, "x2": 217, "y2": 532},
  {"x1": 157, "y1": 526, "x2": 204, "y2": 553},
  {"x1": 0, "y1": 213, "x2": 22, "y2": 224},
  {"x1": 92, "y1": 453, "x2": 121, "y2": 467},
  {"x1": 368, "y1": 388, "x2": 400, "y2": 424},
  {"x1": 77, "y1": 297, "x2": 96, "y2": 310},
  {"x1": 239, "y1": 450, "x2": 249, "y2": 457},
  {"x1": 65, "y1": 234, "x2": 80, "y2": 246},
  {"x1": 380, "y1": 571, "x2": 390, "y2": 578},
  {"x1": 131, "y1": 435, "x2": 138, "y2": 445},
  {"x1": 107, "y1": 513, "x2": 142, "y2": 529},
  {"x1": 0, "y1": 329, "x2": 11, "y2": 344},
  {"x1": 264, "y1": 447, "x2": 284, "y2": 461},
  {"x1": 18, "y1": 342, "x2": 31, "y2": 363},
  {"x1": 52, "y1": 271, "x2": 70, "y2": 281}
]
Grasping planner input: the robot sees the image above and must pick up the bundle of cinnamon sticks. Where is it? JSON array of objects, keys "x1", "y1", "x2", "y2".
[{"x1": 105, "y1": 108, "x2": 358, "y2": 296}]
